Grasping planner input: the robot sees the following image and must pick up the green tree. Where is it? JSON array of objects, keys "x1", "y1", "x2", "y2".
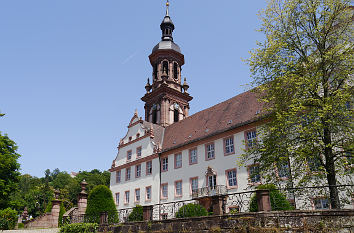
[
  {"x1": 244, "y1": 0, "x2": 353, "y2": 209},
  {"x1": 85, "y1": 185, "x2": 118, "y2": 223},
  {"x1": 0, "y1": 132, "x2": 21, "y2": 209}
]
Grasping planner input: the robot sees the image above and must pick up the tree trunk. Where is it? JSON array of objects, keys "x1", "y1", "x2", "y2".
[{"x1": 324, "y1": 126, "x2": 341, "y2": 209}]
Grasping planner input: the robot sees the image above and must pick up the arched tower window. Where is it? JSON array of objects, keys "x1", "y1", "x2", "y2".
[
  {"x1": 152, "y1": 104, "x2": 157, "y2": 124},
  {"x1": 173, "y1": 63, "x2": 178, "y2": 80},
  {"x1": 162, "y1": 61, "x2": 169, "y2": 75},
  {"x1": 173, "y1": 103, "x2": 180, "y2": 123},
  {"x1": 153, "y1": 64, "x2": 158, "y2": 80}
]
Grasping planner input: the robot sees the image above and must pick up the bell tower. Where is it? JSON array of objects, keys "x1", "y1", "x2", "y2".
[{"x1": 142, "y1": 0, "x2": 192, "y2": 127}]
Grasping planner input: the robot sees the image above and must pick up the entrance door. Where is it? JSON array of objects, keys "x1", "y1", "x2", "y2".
[{"x1": 208, "y1": 175, "x2": 217, "y2": 190}]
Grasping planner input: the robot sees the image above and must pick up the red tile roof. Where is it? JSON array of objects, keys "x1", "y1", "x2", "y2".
[{"x1": 162, "y1": 89, "x2": 264, "y2": 152}]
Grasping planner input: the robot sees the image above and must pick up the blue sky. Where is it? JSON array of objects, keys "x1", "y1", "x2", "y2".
[{"x1": 0, "y1": 0, "x2": 267, "y2": 177}]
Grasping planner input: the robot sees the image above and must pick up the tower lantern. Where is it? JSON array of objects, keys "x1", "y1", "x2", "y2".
[{"x1": 141, "y1": 0, "x2": 192, "y2": 127}]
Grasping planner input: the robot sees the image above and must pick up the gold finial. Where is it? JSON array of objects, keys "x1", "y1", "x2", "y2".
[{"x1": 165, "y1": 0, "x2": 170, "y2": 16}]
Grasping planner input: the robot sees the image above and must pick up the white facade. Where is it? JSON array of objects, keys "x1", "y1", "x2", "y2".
[{"x1": 109, "y1": 113, "x2": 262, "y2": 211}]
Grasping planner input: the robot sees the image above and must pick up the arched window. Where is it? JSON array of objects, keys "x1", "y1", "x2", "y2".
[
  {"x1": 162, "y1": 61, "x2": 169, "y2": 75},
  {"x1": 152, "y1": 104, "x2": 157, "y2": 124},
  {"x1": 173, "y1": 63, "x2": 178, "y2": 80},
  {"x1": 173, "y1": 103, "x2": 179, "y2": 123},
  {"x1": 174, "y1": 109, "x2": 179, "y2": 122},
  {"x1": 154, "y1": 64, "x2": 158, "y2": 80}
]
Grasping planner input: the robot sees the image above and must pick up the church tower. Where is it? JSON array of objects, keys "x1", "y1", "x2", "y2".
[{"x1": 141, "y1": 1, "x2": 193, "y2": 127}]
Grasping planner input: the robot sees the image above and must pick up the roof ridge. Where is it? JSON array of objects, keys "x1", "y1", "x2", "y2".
[{"x1": 165, "y1": 88, "x2": 254, "y2": 128}]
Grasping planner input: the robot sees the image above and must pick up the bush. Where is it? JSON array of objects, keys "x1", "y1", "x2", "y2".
[
  {"x1": 128, "y1": 205, "x2": 143, "y2": 222},
  {"x1": 59, "y1": 202, "x2": 66, "y2": 227},
  {"x1": 175, "y1": 203, "x2": 208, "y2": 218},
  {"x1": 85, "y1": 185, "x2": 118, "y2": 223},
  {"x1": 59, "y1": 223, "x2": 98, "y2": 233},
  {"x1": 17, "y1": 222, "x2": 24, "y2": 229},
  {"x1": 0, "y1": 208, "x2": 18, "y2": 230},
  {"x1": 249, "y1": 184, "x2": 294, "y2": 212}
]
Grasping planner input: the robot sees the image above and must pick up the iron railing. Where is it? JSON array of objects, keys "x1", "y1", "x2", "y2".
[
  {"x1": 62, "y1": 185, "x2": 354, "y2": 225},
  {"x1": 192, "y1": 185, "x2": 227, "y2": 199}
]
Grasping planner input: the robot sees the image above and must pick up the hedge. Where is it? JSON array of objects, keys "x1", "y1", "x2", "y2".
[
  {"x1": 128, "y1": 205, "x2": 143, "y2": 222},
  {"x1": 59, "y1": 223, "x2": 98, "y2": 233},
  {"x1": 85, "y1": 185, "x2": 118, "y2": 223},
  {"x1": 175, "y1": 203, "x2": 208, "y2": 218}
]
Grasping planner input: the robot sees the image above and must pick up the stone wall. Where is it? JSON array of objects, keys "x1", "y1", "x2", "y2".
[
  {"x1": 24, "y1": 213, "x2": 55, "y2": 229},
  {"x1": 101, "y1": 209, "x2": 354, "y2": 233}
]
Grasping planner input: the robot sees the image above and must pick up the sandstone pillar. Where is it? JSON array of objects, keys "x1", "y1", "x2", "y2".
[
  {"x1": 78, "y1": 180, "x2": 88, "y2": 215},
  {"x1": 51, "y1": 190, "x2": 62, "y2": 228},
  {"x1": 211, "y1": 196, "x2": 226, "y2": 215},
  {"x1": 143, "y1": 205, "x2": 153, "y2": 221},
  {"x1": 256, "y1": 189, "x2": 271, "y2": 212}
]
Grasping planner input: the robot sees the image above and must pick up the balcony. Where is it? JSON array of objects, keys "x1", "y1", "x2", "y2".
[{"x1": 192, "y1": 185, "x2": 227, "y2": 199}]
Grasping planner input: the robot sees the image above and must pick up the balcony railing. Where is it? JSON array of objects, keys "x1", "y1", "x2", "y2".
[{"x1": 192, "y1": 185, "x2": 227, "y2": 199}]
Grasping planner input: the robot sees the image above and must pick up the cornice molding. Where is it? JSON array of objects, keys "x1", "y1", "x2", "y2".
[{"x1": 109, "y1": 153, "x2": 159, "y2": 172}]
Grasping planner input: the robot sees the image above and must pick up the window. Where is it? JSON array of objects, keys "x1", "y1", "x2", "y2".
[
  {"x1": 175, "y1": 180, "x2": 182, "y2": 197},
  {"x1": 208, "y1": 175, "x2": 217, "y2": 189},
  {"x1": 152, "y1": 109, "x2": 157, "y2": 124},
  {"x1": 205, "y1": 143, "x2": 215, "y2": 160},
  {"x1": 173, "y1": 62, "x2": 178, "y2": 80},
  {"x1": 146, "y1": 186, "x2": 152, "y2": 201},
  {"x1": 152, "y1": 104, "x2": 157, "y2": 124},
  {"x1": 190, "y1": 177, "x2": 198, "y2": 194},
  {"x1": 246, "y1": 130, "x2": 257, "y2": 149},
  {"x1": 248, "y1": 164, "x2": 260, "y2": 183},
  {"x1": 314, "y1": 198, "x2": 330, "y2": 209},
  {"x1": 175, "y1": 153, "x2": 182, "y2": 169},
  {"x1": 224, "y1": 136, "x2": 234, "y2": 155},
  {"x1": 136, "y1": 147, "x2": 142, "y2": 157},
  {"x1": 277, "y1": 160, "x2": 290, "y2": 179},
  {"x1": 146, "y1": 161, "x2": 152, "y2": 175},
  {"x1": 115, "y1": 193, "x2": 119, "y2": 205},
  {"x1": 346, "y1": 151, "x2": 354, "y2": 165},
  {"x1": 124, "y1": 191, "x2": 130, "y2": 204},
  {"x1": 161, "y1": 183, "x2": 168, "y2": 199},
  {"x1": 135, "y1": 189, "x2": 140, "y2": 202},
  {"x1": 116, "y1": 170, "x2": 121, "y2": 183},
  {"x1": 136, "y1": 164, "x2": 141, "y2": 178},
  {"x1": 162, "y1": 61, "x2": 169, "y2": 75},
  {"x1": 126, "y1": 167, "x2": 131, "y2": 181},
  {"x1": 161, "y1": 214, "x2": 168, "y2": 220},
  {"x1": 127, "y1": 150, "x2": 132, "y2": 161},
  {"x1": 189, "y1": 148, "x2": 198, "y2": 165},
  {"x1": 308, "y1": 156, "x2": 321, "y2": 171},
  {"x1": 226, "y1": 169, "x2": 237, "y2": 188},
  {"x1": 174, "y1": 109, "x2": 179, "y2": 122},
  {"x1": 162, "y1": 157, "x2": 168, "y2": 172}
]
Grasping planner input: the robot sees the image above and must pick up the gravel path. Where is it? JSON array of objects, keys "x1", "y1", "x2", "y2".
[{"x1": 0, "y1": 229, "x2": 59, "y2": 233}]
